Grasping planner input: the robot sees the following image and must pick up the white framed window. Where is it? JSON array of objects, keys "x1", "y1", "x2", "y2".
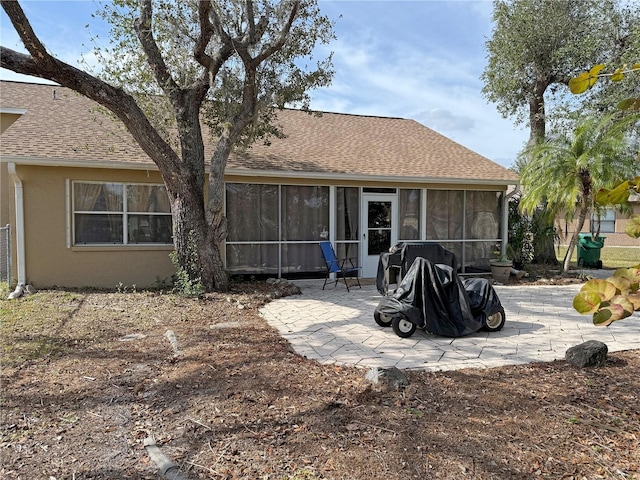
[
  {"x1": 592, "y1": 208, "x2": 616, "y2": 234},
  {"x1": 73, "y1": 182, "x2": 172, "y2": 245}
]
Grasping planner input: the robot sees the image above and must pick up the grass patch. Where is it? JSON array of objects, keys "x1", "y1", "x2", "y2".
[
  {"x1": 556, "y1": 245, "x2": 640, "y2": 269},
  {"x1": 1, "y1": 291, "x2": 84, "y2": 367}
]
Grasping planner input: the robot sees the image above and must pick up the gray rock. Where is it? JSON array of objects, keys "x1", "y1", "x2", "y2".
[
  {"x1": 365, "y1": 366, "x2": 409, "y2": 391},
  {"x1": 565, "y1": 340, "x2": 608, "y2": 368}
]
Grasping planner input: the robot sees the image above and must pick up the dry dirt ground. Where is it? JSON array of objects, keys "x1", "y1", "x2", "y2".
[{"x1": 1, "y1": 271, "x2": 639, "y2": 480}]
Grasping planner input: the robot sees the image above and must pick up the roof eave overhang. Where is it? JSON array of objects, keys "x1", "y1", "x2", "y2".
[
  {"x1": 0, "y1": 156, "x2": 520, "y2": 187},
  {"x1": 225, "y1": 167, "x2": 519, "y2": 186},
  {"x1": 1, "y1": 107, "x2": 28, "y2": 115}
]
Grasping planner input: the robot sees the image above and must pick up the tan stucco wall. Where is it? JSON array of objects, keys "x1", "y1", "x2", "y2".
[
  {"x1": 13, "y1": 164, "x2": 176, "y2": 289},
  {"x1": 558, "y1": 205, "x2": 640, "y2": 248}
]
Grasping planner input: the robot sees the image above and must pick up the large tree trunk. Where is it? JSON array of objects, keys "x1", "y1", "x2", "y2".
[
  {"x1": 207, "y1": 139, "x2": 231, "y2": 292},
  {"x1": 531, "y1": 209, "x2": 560, "y2": 265},
  {"x1": 170, "y1": 191, "x2": 218, "y2": 292},
  {"x1": 527, "y1": 78, "x2": 548, "y2": 147},
  {"x1": 169, "y1": 90, "x2": 229, "y2": 292},
  {"x1": 528, "y1": 77, "x2": 559, "y2": 265}
]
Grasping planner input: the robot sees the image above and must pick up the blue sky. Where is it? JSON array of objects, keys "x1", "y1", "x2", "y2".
[{"x1": 0, "y1": 0, "x2": 529, "y2": 168}]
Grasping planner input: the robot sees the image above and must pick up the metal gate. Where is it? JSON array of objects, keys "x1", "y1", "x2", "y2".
[{"x1": 0, "y1": 224, "x2": 11, "y2": 287}]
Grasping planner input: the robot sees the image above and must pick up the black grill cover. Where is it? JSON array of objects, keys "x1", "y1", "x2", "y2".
[
  {"x1": 376, "y1": 242, "x2": 458, "y2": 295},
  {"x1": 375, "y1": 257, "x2": 503, "y2": 338}
]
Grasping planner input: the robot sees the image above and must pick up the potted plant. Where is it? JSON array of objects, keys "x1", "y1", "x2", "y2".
[{"x1": 490, "y1": 253, "x2": 513, "y2": 284}]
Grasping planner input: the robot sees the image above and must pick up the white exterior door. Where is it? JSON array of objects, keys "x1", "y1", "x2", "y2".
[{"x1": 361, "y1": 194, "x2": 397, "y2": 277}]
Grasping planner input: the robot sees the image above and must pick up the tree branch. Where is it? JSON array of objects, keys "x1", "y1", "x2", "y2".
[
  {"x1": 1, "y1": 0, "x2": 51, "y2": 66},
  {"x1": 134, "y1": 0, "x2": 179, "y2": 96},
  {"x1": 252, "y1": 1, "x2": 299, "y2": 66},
  {"x1": 246, "y1": 0, "x2": 256, "y2": 41},
  {"x1": 194, "y1": 1, "x2": 215, "y2": 72},
  {"x1": 193, "y1": 1, "x2": 234, "y2": 92},
  {"x1": 1, "y1": 1, "x2": 180, "y2": 181}
]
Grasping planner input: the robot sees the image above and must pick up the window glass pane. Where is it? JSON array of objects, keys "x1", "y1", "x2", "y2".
[
  {"x1": 426, "y1": 190, "x2": 463, "y2": 240},
  {"x1": 226, "y1": 244, "x2": 279, "y2": 274},
  {"x1": 281, "y1": 186, "x2": 329, "y2": 241},
  {"x1": 399, "y1": 189, "x2": 421, "y2": 240},
  {"x1": 74, "y1": 183, "x2": 123, "y2": 212},
  {"x1": 226, "y1": 183, "x2": 279, "y2": 242},
  {"x1": 592, "y1": 208, "x2": 616, "y2": 233},
  {"x1": 598, "y1": 221, "x2": 615, "y2": 233},
  {"x1": 127, "y1": 185, "x2": 171, "y2": 213},
  {"x1": 281, "y1": 243, "x2": 326, "y2": 274},
  {"x1": 128, "y1": 215, "x2": 173, "y2": 243},
  {"x1": 74, "y1": 214, "x2": 123, "y2": 244},
  {"x1": 466, "y1": 191, "x2": 500, "y2": 240},
  {"x1": 336, "y1": 187, "x2": 359, "y2": 241}
]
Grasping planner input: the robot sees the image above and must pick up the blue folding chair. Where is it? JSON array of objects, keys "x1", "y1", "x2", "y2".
[{"x1": 319, "y1": 241, "x2": 362, "y2": 291}]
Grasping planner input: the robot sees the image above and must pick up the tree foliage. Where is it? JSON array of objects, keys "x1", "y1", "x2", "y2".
[
  {"x1": 482, "y1": 0, "x2": 623, "y2": 145},
  {"x1": 0, "y1": 0, "x2": 335, "y2": 292}
]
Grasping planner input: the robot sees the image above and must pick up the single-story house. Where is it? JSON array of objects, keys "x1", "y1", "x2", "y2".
[{"x1": 0, "y1": 80, "x2": 519, "y2": 289}]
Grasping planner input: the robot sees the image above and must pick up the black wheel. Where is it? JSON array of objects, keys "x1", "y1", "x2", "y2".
[
  {"x1": 578, "y1": 258, "x2": 584, "y2": 267},
  {"x1": 597, "y1": 260, "x2": 603, "y2": 269},
  {"x1": 374, "y1": 310, "x2": 393, "y2": 327},
  {"x1": 392, "y1": 315, "x2": 417, "y2": 338},
  {"x1": 482, "y1": 307, "x2": 506, "y2": 332}
]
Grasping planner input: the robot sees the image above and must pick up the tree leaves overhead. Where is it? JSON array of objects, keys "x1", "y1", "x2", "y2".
[
  {"x1": 482, "y1": 0, "x2": 621, "y2": 127},
  {"x1": 95, "y1": 0, "x2": 335, "y2": 150}
]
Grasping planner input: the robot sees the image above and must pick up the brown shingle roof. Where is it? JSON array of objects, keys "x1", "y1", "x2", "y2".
[{"x1": 1, "y1": 81, "x2": 518, "y2": 183}]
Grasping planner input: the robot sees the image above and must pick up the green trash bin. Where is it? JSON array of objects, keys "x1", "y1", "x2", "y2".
[{"x1": 577, "y1": 233, "x2": 605, "y2": 268}]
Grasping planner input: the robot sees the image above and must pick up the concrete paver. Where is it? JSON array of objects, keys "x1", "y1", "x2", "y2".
[{"x1": 260, "y1": 281, "x2": 640, "y2": 371}]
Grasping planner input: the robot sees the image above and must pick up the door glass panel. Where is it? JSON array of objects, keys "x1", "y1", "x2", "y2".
[
  {"x1": 368, "y1": 202, "x2": 391, "y2": 228},
  {"x1": 368, "y1": 230, "x2": 391, "y2": 255},
  {"x1": 367, "y1": 201, "x2": 392, "y2": 255}
]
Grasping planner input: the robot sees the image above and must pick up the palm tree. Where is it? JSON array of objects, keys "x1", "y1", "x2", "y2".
[{"x1": 519, "y1": 112, "x2": 639, "y2": 274}]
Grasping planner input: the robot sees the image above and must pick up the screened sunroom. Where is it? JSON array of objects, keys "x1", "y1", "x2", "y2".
[{"x1": 224, "y1": 182, "x2": 506, "y2": 279}]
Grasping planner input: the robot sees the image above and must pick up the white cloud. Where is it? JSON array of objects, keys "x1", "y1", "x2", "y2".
[{"x1": 417, "y1": 108, "x2": 475, "y2": 133}]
